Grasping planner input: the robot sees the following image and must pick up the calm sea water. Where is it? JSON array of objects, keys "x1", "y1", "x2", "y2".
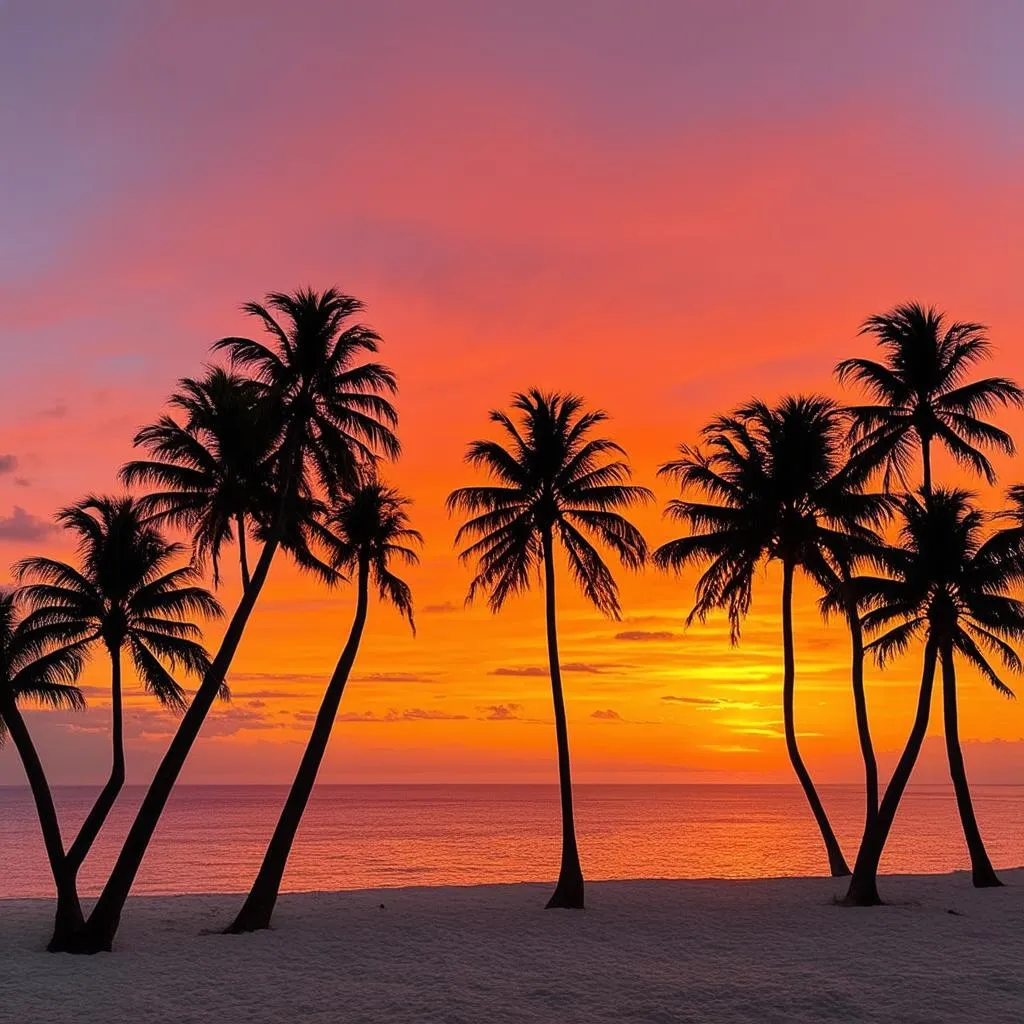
[{"x1": 1, "y1": 783, "x2": 1022, "y2": 899}]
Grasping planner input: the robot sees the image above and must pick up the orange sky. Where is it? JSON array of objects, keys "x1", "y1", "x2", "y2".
[{"x1": 2, "y1": 1, "x2": 1024, "y2": 785}]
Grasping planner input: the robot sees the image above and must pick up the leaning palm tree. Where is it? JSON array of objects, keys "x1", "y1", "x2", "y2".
[
  {"x1": 15, "y1": 496, "x2": 222, "y2": 889},
  {"x1": 121, "y1": 367, "x2": 277, "y2": 589},
  {"x1": 654, "y1": 396, "x2": 890, "y2": 876},
  {"x1": 71, "y1": 287, "x2": 400, "y2": 954},
  {"x1": 0, "y1": 590, "x2": 89, "y2": 946},
  {"x1": 844, "y1": 490, "x2": 1024, "y2": 905},
  {"x1": 836, "y1": 302, "x2": 1023, "y2": 494},
  {"x1": 447, "y1": 390, "x2": 651, "y2": 909},
  {"x1": 227, "y1": 481, "x2": 421, "y2": 933}
]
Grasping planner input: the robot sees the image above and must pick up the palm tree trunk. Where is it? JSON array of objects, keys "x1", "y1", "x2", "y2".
[
  {"x1": 0, "y1": 697, "x2": 84, "y2": 947},
  {"x1": 64, "y1": 643, "x2": 126, "y2": 879},
  {"x1": 65, "y1": 525, "x2": 286, "y2": 953},
  {"x1": 781, "y1": 559, "x2": 849, "y2": 877},
  {"x1": 843, "y1": 578, "x2": 878, "y2": 837},
  {"x1": 940, "y1": 642, "x2": 1002, "y2": 888},
  {"x1": 921, "y1": 433, "x2": 933, "y2": 497},
  {"x1": 226, "y1": 557, "x2": 370, "y2": 934},
  {"x1": 237, "y1": 513, "x2": 251, "y2": 590},
  {"x1": 843, "y1": 639, "x2": 938, "y2": 906},
  {"x1": 542, "y1": 527, "x2": 584, "y2": 909}
]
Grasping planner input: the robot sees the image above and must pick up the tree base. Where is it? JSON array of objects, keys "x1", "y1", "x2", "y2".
[
  {"x1": 972, "y1": 870, "x2": 1005, "y2": 889},
  {"x1": 223, "y1": 916, "x2": 271, "y2": 935},
  {"x1": 546, "y1": 872, "x2": 585, "y2": 910},
  {"x1": 839, "y1": 873, "x2": 883, "y2": 907}
]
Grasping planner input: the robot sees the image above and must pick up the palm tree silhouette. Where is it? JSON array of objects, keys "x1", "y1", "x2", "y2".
[
  {"x1": 654, "y1": 396, "x2": 889, "y2": 876},
  {"x1": 121, "y1": 367, "x2": 277, "y2": 589},
  {"x1": 15, "y1": 496, "x2": 221, "y2": 897},
  {"x1": 844, "y1": 490, "x2": 1024, "y2": 904},
  {"x1": 74, "y1": 287, "x2": 400, "y2": 953},
  {"x1": 227, "y1": 481, "x2": 421, "y2": 933},
  {"x1": 447, "y1": 390, "x2": 650, "y2": 909},
  {"x1": 836, "y1": 302, "x2": 1023, "y2": 494},
  {"x1": 0, "y1": 590, "x2": 89, "y2": 944}
]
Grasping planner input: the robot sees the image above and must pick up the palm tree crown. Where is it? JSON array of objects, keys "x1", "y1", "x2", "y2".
[
  {"x1": 858, "y1": 489, "x2": 1024, "y2": 691},
  {"x1": 121, "y1": 367, "x2": 277, "y2": 588},
  {"x1": 212, "y1": 287, "x2": 400, "y2": 503},
  {"x1": 446, "y1": 390, "x2": 651, "y2": 615},
  {"x1": 322, "y1": 481, "x2": 422, "y2": 627},
  {"x1": 836, "y1": 302, "x2": 1024, "y2": 490},
  {"x1": 654, "y1": 395, "x2": 888, "y2": 640},
  {"x1": 15, "y1": 496, "x2": 223, "y2": 710}
]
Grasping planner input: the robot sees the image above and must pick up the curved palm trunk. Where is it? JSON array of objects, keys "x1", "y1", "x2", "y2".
[
  {"x1": 542, "y1": 528, "x2": 584, "y2": 909},
  {"x1": 940, "y1": 643, "x2": 1002, "y2": 888},
  {"x1": 844, "y1": 639, "x2": 938, "y2": 906},
  {"x1": 64, "y1": 644, "x2": 126, "y2": 880},
  {"x1": 781, "y1": 559, "x2": 849, "y2": 877},
  {"x1": 0, "y1": 698, "x2": 84, "y2": 946},
  {"x1": 226, "y1": 558, "x2": 370, "y2": 934},
  {"x1": 236, "y1": 513, "x2": 251, "y2": 590},
  {"x1": 64, "y1": 526, "x2": 285, "y2": 953},
  {"x1": 842, "y1": 580, "x2": 878, "y2": 837}
]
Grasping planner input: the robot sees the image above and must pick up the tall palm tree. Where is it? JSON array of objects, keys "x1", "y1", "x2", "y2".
[
  {"x1": 121, "y1": 367, "x2": 277, "y2": 589},
  {"x1": 15, "y1": 496, "x2": 222, "y2": 887},
  {"x1": 0, "y1": 590, "x2": 89, "y2": 946},
  {"x1": 844, "y1": 490, "x2": 1024, "y2": 905},
  {"x1": 227, "y1": 481, "x2": 421, "y2": 933},
  {"x1": 654, "y1": 396, "x2": 890, "y2": 876},
  {"x1": 71, "y1": 287, "x2": 400, "y2": 954},
  {"x1": 447, "y1": 390, "x2": 650, "y2": 909},
  {"x1": 836, "y1": 302, "x2": 1023, "y2": 494}
]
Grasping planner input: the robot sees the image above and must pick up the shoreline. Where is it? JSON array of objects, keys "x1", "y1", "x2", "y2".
[{"x1": 2, "y1": 872, "x2": 1021, "y2": 1022}]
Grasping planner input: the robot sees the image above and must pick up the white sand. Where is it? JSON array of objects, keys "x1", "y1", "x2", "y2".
[{"x1": 2, "y1": 871, "x2": 1022, "y2": 1023}]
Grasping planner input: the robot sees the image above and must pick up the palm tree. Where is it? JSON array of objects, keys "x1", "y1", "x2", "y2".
[
  {"x1": 447, "y1": 390, "x2": 650, "y2": 909},
  {"x1": 836, "y1": 302, "x2": 1023, "y2": 494},
  {"x1": 71, "y1": 287, "x2": 400, "y2": 954},
  {"x1": 844, "y1": 490, "x2": 1024, "y2": 905},
  {"x1": 654, "y1": 396, "x2": 890, "y2": 876},
  {"x1": 0, "y1": 590, "x2": 89, "y2": 946},
  {"x1": 121, "y1": 367, "x2": 277, "y2": 589},
  {"x1": 227, "y1": 481, "x2": 421, "y2": 933},
  {"x1": 15, "y1": 496, "x2": 222, "y2": 888}
]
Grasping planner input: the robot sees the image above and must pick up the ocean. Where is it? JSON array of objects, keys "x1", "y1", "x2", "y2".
[{"x1": 1, "y1": 783, "x2": 1022, "y2": 899}]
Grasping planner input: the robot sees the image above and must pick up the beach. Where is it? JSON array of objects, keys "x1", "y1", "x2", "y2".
[{"x1": 3, "y1": 870, "x2": 1022, "y2": 1023}]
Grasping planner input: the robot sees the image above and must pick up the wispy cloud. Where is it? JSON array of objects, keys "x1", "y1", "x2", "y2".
[
  {"x1": 614, "y1": 630, "x2": 681, "y2": 642},
  {"x1": 326, "y1": 707, "x2": 470, "y2": 723}
]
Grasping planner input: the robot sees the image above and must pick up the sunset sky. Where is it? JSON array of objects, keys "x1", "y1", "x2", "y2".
[{"x1": 2, "y1": 0, "x2": 1024, "y2": 786}]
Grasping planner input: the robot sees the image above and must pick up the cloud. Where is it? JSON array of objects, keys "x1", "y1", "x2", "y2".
[
  {"x1": 351, "y1": 671, "x2": 437, "y2": 683},
  {"x1": 231, "y1": 688, "x2": 317, "y2": 700},
  {"x1": 477, "y1": 703, "x2": 523, "y2": 721},
  {"x1": 0, "y1": 455, "x2": 17, "y2": 474},
  {"x1": 662, "y1": 695, "x2": 778, "y2": 711},
  {"x1": 490, "y1": 662, "x2": 623, "y2": 677},
  {"x1": 13, "y1": 477, "x2": 30, "y2": 487},
  {"x1": 421, "y1": 601, "x2": 459, "y2": 614},
  {"x1": 614, "y1": 630, "x2": 681, "y2": 642},
  {"x1": 332, "y1": 707, "x2": 470, "y2": 723},
  {"x1": 0, "y1": 506, "x2": 55, "y2": 541},
  {"x1": 247, "y1": 699, "x2": 267, "y2": 709},
  {"x1": 591, "y1": 708, "x2": 622, "y2": 721}
]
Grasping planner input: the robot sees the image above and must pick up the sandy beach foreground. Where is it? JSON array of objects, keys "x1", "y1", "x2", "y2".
[{"x1": 2, "y1": 871, "x2": 1022, "y2": 1023}]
